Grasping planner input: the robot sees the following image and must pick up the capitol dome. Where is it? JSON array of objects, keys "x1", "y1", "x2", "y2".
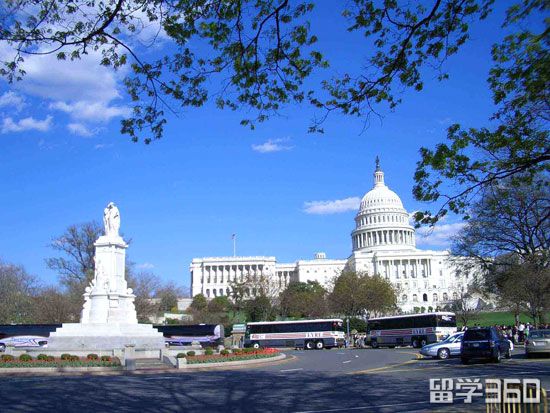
[{"x1": 351, "y1": 158, "x2": 416, "y2": 252}]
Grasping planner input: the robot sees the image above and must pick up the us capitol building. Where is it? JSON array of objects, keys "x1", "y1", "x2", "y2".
[{"x1": 190, "y1": 159, "x2": 474, "y2": 312}]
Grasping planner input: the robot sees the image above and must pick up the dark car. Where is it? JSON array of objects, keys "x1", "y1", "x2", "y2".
[{"x1": 461, "y1": 327, "x2": 512, "y2": 364}]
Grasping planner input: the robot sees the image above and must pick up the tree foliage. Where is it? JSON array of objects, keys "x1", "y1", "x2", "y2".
[
  {"x1": 453, "y1": 175, "x2": 550, "y2": 325},
  {"x1": 126, "y1": 270, "x2": 165, "y2": 322},
  {"x1": 279, "y1": 280, "x2": 328, "y2": 318},
  {"x1": 243, "y1": 294, "x2": 276, "y2": 322},
  {"x1": 32, "y1": 286, "x2": 77, "y2": 323},
  {"x1": 413, "y1": 1, "x2": 549, "y2": 225},
  {"x1": 0, "y1": 0, "x2": 503, "y2": 143},
  {"x1": 45, "y1": 221, "x2": 102, "y2": 286},
  {"x1": 189, "y1": 293, "x2": 208, "y2": 312},
  {"x1": 3, "y1": 1, "x2": 546, "y2": 226},
  {"x1": 329, "y1": 270, "x2": 397, "y2": 317},
  {"x1": 0, "y1": 260, "x2": 38, "y2": 323},
  {"x1": 452, "y1": 175, "x2": 549, "y2": 266},
  {"x1": 207, "y1": 295, "x2": 233, "y2": 314}
]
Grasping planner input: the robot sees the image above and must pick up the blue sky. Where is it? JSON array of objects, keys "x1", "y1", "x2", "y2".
[{"x1": 0, "y1": 2, "x2": 513, "y2": 290}]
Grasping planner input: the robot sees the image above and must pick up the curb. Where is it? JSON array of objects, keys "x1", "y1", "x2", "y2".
[
  {"x1": 0, "y1": 354, "x2": 288, "y2": 376},
  {"x1": 0, "y1": 366, "x2": 124, "y2": 375},
  {"x1": 179, "y1": 353, "x2": 286, "y2": 370}
]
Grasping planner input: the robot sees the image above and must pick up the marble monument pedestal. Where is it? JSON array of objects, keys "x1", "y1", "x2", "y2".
[
  {"x1": 47, "y1": 323, "x2": 165, "y2": 350},
  {"x1": 47, "y1": 203, "x2": 164, "y2": 352}
]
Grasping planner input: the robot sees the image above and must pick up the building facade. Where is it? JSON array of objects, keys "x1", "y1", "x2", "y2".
[{"x1": 190, "y1": 159, "x2": 474, "y2": 312}]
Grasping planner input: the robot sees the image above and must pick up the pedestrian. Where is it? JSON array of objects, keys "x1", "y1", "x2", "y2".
[{"x1": 518, "y1": 322, "x2": 525, "y2": 343}]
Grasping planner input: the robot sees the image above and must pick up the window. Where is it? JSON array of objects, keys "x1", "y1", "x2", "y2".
[
  {"x1": 413, "y1": 294, "x2": 418, "y2": 302},
  {"x1": 432, "y1": 293, "x2": 438, "y2": 302},
  {"x1": 464, "y1": 329, "x2": 490, "y2": 341},
  {"x1": 422, "y1": 293, "x2": 428, "y2": 302},
  {"x1": 443, "y1": 292, "x2": 449, "y2": 301},
  {"x1": 436, "y1": 315, "x2": 456, "y2": 328},
  {"x1": 402, "y1": 294, "x2": 408, "y2": 302}
]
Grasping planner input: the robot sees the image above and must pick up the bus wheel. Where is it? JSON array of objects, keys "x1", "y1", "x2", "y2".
[
  {"x1": 420, "y1": 338, "x2": 427, "y2": 348},
  {"x1": 371, "y1": 340, "x2": 379, "y2": 349},
  {"x1": 252, "y1": 342, "x2": 260, "y2": 349},
  {"x1": 412, "y1": 338, "x2": 419, "y2": 348},
  {"x1": 305, "y1": 341, "x2": 315, "y2": 350},
  {"x1": 315, "y1": 340, "x2": 324, "y2": 350},
  {"x1": 0, "y1": 343, "x2": 4, "y2": 352}
]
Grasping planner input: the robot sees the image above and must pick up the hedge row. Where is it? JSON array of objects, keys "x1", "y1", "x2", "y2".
[
  {"x1": 0, "y1": 353, "x2": 120, "y2": 368},
  {"x1": 186, "y1": 352, "x2": 280, "y2": 364}
]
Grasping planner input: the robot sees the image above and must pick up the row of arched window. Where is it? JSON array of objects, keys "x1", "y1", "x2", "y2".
[{"x1": 401, "y1": 292, "x2": 458, "y2": 303}]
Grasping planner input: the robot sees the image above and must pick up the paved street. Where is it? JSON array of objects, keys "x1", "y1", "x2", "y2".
[{"x1": 1, "y1": 348, "x2": 548, "y2": 413}]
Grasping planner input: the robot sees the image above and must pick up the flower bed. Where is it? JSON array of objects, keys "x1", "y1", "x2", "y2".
[
  {"x1": 185, "y1": 348, "x2": 280, "y2": 365},
  {"x1": 0, "y1": 354, "x2": 121, "y2": 368}
]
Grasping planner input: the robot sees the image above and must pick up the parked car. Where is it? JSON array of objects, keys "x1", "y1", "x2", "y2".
[
  {"x1": 420, "y1": 332, "x2": 464, "y2": 359},
  {"x1": 525, "y1": 330, "x2": 550, "y2": 358},
  {"x1": 461, "y1": 327, "x2": 512, "y2": 364}
]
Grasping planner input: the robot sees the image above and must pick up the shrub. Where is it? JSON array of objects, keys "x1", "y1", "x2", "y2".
[
  {"x1": 220, "y1": 349, "x2": 230, "y2": 356},
  {"x1": 204, "y1": 348, "x2": 214, "y2": 356},
  {"x1": 232, "y1": 348, "x2": 243, "y2": 355},
  {"x1": 60, "y1": 353, "x2": 72, "y2": 360},
  {"x1": 1, "y1": 354, "x2": 14, "y2": 362},
  {"x1": 46, "y1": 356, "x2": 55, "y2": 362},
  {"x1": 70, "y1": 355, "x2": 80, "y2": 361},
  {"x1": 19, "y1": 354, "x2": 32, "y2": 362},
  {"x1": 37, "y1": 354, "x2": 49, "y2": 361},
  {"x1": 186, "y1": 351, "x2": 195, "y2": 357},
  {"x1": 87, "y1": 353, "x2": 99, "y2": 361},
  {"x1": 100, "y1": 356, "x2": 112, "y2": 362},
  {"x1": 176, "y1": 353, "x2": 186, "y2": 358}
]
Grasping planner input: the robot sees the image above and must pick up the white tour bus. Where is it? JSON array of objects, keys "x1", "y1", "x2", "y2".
[
  {"x1": 368, "y1": 312, "x2": 457, "y2": 348},
  {"x1": 245, "y1": 319, "x2": 345, "y2": 350}
]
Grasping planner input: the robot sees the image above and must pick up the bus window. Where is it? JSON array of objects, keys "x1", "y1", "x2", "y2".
[{"x1": 436, "y1": 314, "x2": 456, "y2": 328}]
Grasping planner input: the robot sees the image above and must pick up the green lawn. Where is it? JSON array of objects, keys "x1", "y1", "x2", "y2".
[{"x1": 459, "y1": 311, "x2": 550, "y2": 327}]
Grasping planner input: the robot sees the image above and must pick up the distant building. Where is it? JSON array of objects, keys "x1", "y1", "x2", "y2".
[{"x1": 190, "y1": 159, "x2": 476, "y2": 312}]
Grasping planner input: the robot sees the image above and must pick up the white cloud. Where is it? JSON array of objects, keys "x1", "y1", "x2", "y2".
[
  {"x1": 416, "y1": 222, "x2": 466, "y2": 247},
  {"x1": 94, "y1": 143, "x2": 114, "y2": 150},
  {"x1": 52, "y1": 101, "x2": 130, "y2": 122},
  {"x1": 136, "y1": 262, "x2": 155, "y2": 270},
  {"x1": 304, "y1": 197, "x2": 361, "y2": 215},
  {"x1": 0, "y1": 43, "x2": 129, "y2": 134},
  {"x1": 252, "y1": 138, "x2": 293, "y2": 153},
  {"x1": 67, "y1": 122, "x2": 95, "y2": 137},
  {"x1": 2, "y1": 115, "x2": 52, "y2": 133},
  {"x1": 0, "y1": 91, "x2": 26, "y2": 111}
]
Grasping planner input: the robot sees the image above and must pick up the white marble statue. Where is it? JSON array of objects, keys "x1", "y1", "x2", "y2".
[{"x1": 103, "y1": 202, "x2": 120, "y2": 237}]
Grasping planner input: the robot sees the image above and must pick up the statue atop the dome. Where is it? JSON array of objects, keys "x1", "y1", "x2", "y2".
[
  {"x1": 103, "y1": 202, "x2": 120, "y2": 237},
  {"x1": 374, "y1": 157, "x2": 384, "y2": 186}
]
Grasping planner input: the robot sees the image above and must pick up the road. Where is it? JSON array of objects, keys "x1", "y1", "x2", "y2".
[{"x1": 1, "y1": 348, "x2": 548, "y2": 413}]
